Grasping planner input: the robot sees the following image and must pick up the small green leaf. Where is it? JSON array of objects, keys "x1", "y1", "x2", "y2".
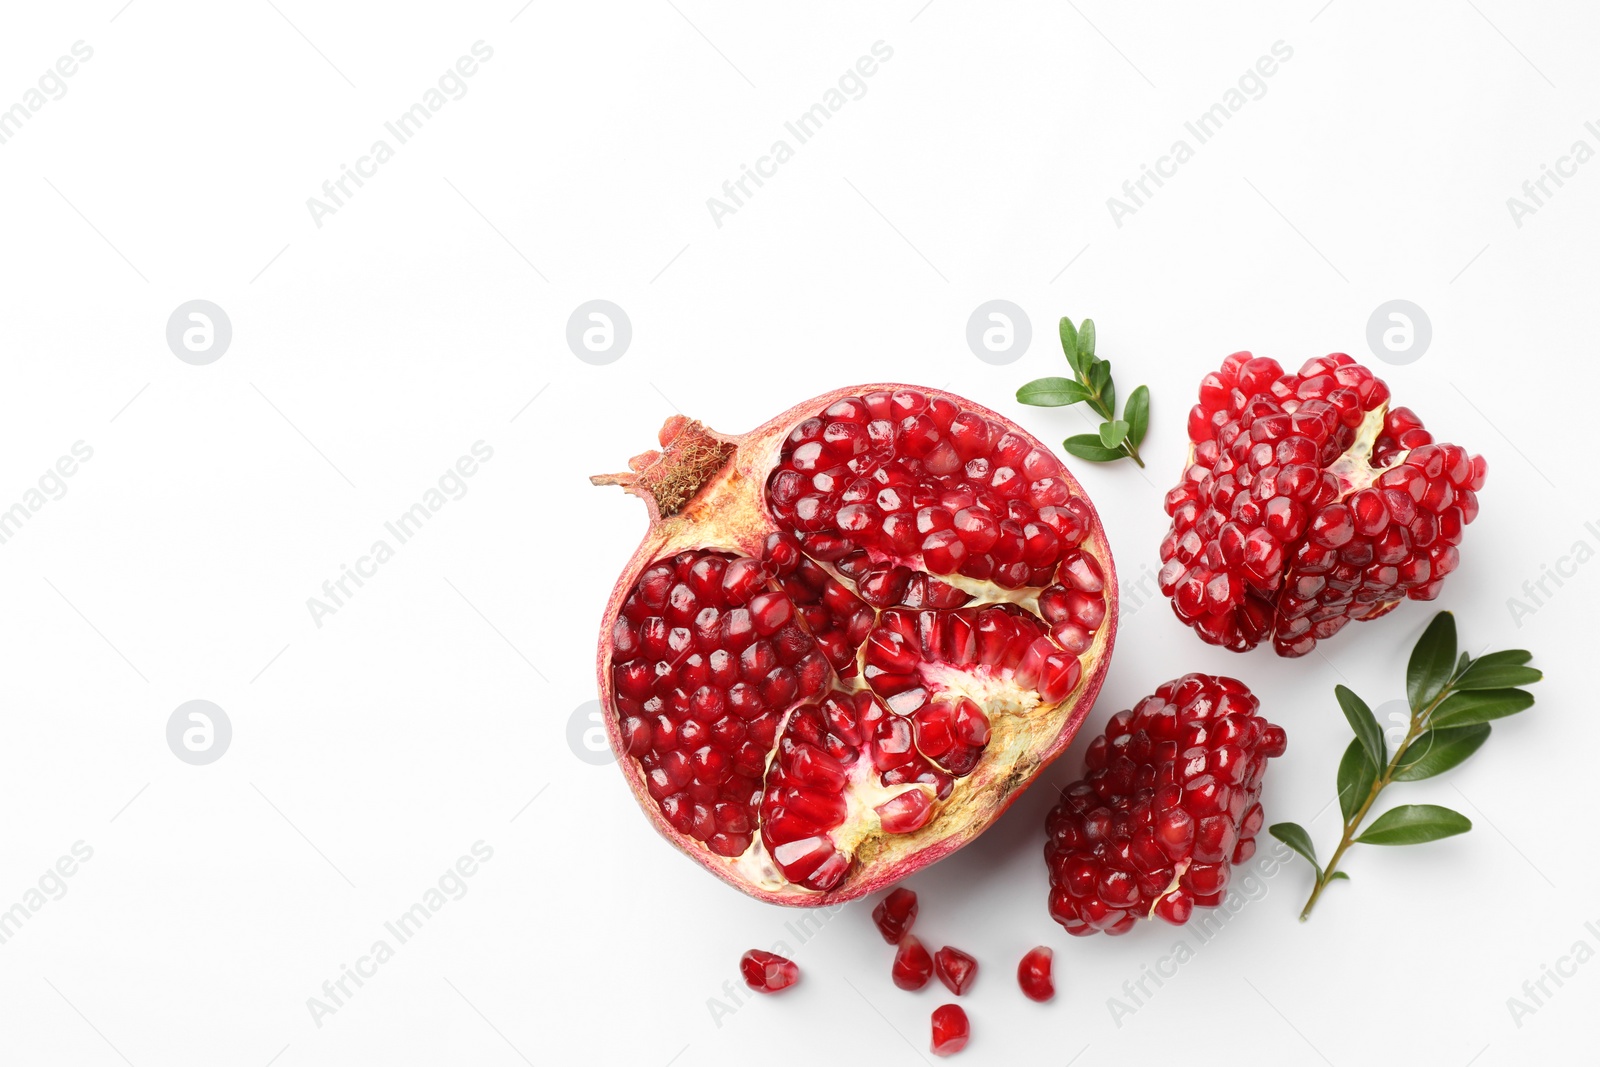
[
  {"x1": 1392, "y1": 724, "x2": 1492, "y2": 781},
  {"x1": 1355, "y1": 804, "x2": 1471, "y2": 845},
  {"x1": 1471, "y1": 649, "x2": 1533, "y2": 667},
  {"x1": 1268, "y1": 823, "x2": 1322, "y2": 878},
  {"x1": 1327, "y1": 871, "x2": 1351, "y2": 882},
  {"x1": 1076, "y1": 318, "x2": 1096, "y2": 363},
  {"x1": 1059, "y1": 318, "x2": 1082, "y2": 376},
  {"x1": 1017, "y1": 377, "x2": 1093, "y2": 408},
  {"x1": 1407, "y1": 612, "x2": 1458, "y2": 713},
  {"x1": 1454, "y1": 658, "x2": 1542, "y2": 691},
  {"x1": 1099, "y1": 420, "x2": 1130, "y2": 449},
  {"x1": 1335, "y1": 685, "x2": 1387, "y2": 769},
  {"x1": 1124, "y1": 384, "x2": 1150, "y2": 447},
  {"x1": 1336, "y1": 738, "x2": 1377, "y2": 823},
  {"x1": 1455, "y1": 651, "x2": 1472, "y2": 678},
  {"x1": 1429, "y1": 688, "x2": 1535, "y2": 729},
  {"x1": 1061, "y1": 434, "x2": 1124, "y2": 463}
]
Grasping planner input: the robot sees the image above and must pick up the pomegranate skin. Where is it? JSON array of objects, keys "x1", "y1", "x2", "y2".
[{"x1": 594, "y1": 384, "x2": 1119, "y2": 906}]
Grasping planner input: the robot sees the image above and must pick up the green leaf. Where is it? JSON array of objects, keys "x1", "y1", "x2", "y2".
[
  {"x1": 1355, "y1": 804, "x2": 1471, "y2": 845},
  {"x1": 1017, "y1": 377, "x2": 1094, "y2": 408},
  {"x1": 1455, "y1": 651, "x2": 1472, "y2": 678},
  {"x1": 1392, "y1": 724, "x2": 1492, "y2": 781},
  {"x1": 1407, "y1": 612, "x2": 1458, "y2": 713},
  {"x1": 1429, "y1": 688, "x2": 1535, "y2": 729},
  {"x1": 1124, "y1": 384, "x2": 1150, "y2": 447},
  {"x1": 1076, "y1": 318, "x2": 1096, "y2": 363},
  {"x1": 1058, "y1": 318, "x2": 1082, "y2": 376},
  {"x1": 1471, "y1": 649, "x2": 1533, "y2": 667},
  {"x1": 1327, "y1": 871, "x2": 1350, "y2": 881},
  {"x1": 1454, "y1": 657, "x2": 1542, "y2": 691},
  {"x1": 1336, "y1": 738, "x2": 1377, "y2": 823},
  {"x1": 1335, "y1": 685, "x2": 1387, "y2": 769},
  {"x1": 1062, "y1": 434, "x2": 1124, "y2": 463},
  {"x1": 1099, "y1": 420, "x2": 1130, "y2": 449},
  {"x1": 1268, "y1": 823, "x2": 1321, "y2": 877}
]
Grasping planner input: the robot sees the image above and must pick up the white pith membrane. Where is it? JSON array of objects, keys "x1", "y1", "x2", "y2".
[{"x1": 601, "y1": 399, "x2": 1115, "y2": 899}]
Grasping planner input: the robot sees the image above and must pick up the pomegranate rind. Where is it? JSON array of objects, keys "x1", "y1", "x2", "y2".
[{"x1": 595, "y1": 384, "x2": 1118, "y2": 906}]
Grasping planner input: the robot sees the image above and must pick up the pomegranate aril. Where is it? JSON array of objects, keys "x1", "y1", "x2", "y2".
[
  {"x1": 872, "y1": 887, "x2": 919, "y2": 943},
  {"x1": 1017, "y1": 946, "x2": 1054, "y2": 1002},
  {"x1": 930, "y1": 1004, "x2": 970, "y2": 1057},
  {"x1": 934, "y1": 946, "x2": 977, "y2": 996},
  {"x1": 893, "y1": 934, "x2": 935, "y2": 990},
  {"x1": 740, "y1": 949, "x2": 799, "y2": 994}
]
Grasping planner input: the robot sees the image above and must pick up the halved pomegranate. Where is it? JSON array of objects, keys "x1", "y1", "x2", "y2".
[{"x1": 593, "y1": 385, "x2": 1118, "y2": 905}]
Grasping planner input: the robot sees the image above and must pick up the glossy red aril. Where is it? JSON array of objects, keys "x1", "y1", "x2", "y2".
[
  {"x1": 931, "y1": 1004, "x2": 971, "y2": 1056},
  {"x1": 1045, "y1": 675, "x2": 1285, "y2": 935},
  {"x1": 740, "y1": 950, "x2": 799, "y2": 993},
  {"x1": 934, "y1": 947, "x2": 978, "y2": 995},
  {"x1": 594, "y1": 386, "x2": 1118, "y2": 905},
  {"x1": 1017, "y1": 946, "x2": 1054, "y2": 1001},
  {"x1": 893, "y1": 935, "x2": 935, "y2": 990},
  {"x1": 873, "y1": 887, "x2": 918, "y2": 944},
  {"x1": 1160, "y1": 353, "x2": 1485, "y2": 655}
]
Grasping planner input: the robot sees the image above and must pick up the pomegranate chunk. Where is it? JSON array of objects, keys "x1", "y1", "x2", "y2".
[
  {"x1": 930, "y1": 1004, "x2": 970, "y2": 1056},
  {"x1": 739, "y1": 950, "x2": 798, "y2": 994},
  {"x1": 892, "y1": 935, "x2": 934, "y2": 990},
  {"x1": 933, "y1": 946, "x2": 977, "y2": 996},
  {"x1": 872, "y1": 887, "x2": 918, "y2": 944},
  {"x1": 1045, "y1": 674, "x2": 1285, "y2": 934},
  {"x1": 594, "y1": 387, "x2": 1118, "y2": 905},
  {"x1": 1017, "y1": 946, "x2": 1054, "y2": 1002},
  {"x1": 1160, "y1": 352, "x2": 1485, "y2": 655}
]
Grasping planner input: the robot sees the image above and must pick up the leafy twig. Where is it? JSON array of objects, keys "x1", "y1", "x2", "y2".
[
  {"x1": 1269, "y1": 612, "x2": 1542, "y2": 921},
  {"x1": 1016, "y1": 317, "x2": 1150, "y2": 467}
]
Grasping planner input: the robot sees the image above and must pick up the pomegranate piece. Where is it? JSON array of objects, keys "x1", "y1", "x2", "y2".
[
  {"x1": 933, "y1": 946, "x2": 977, "y2": 996},
  {"x1": 930, "y1": 1004, "x2": 970, "y2": 1056},
  {"x1": 594, "y1": 386, "x2": 1118, "y2": 905},
  {"x1": 1159, "y1": 352, "x2": 1486, "y2": 656},
  {"x1": 872, "y1": 887, "x2": 918, "y2": 944},
  {"x1": 1045, "y1": 674, "x2": 1286, "y2": 935},
  {"x1": 893, "y1": 935, "x2": 934, "y2": 990},
  {"x1": 1017, "y1": 946, "x2": 1054, "y2": 1002},
  {"x1": 739, "y1": 949, "x2": 799, "y2": 994}
]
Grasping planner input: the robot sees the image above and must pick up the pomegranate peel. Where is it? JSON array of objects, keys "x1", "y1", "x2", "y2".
[{"x1": 594, "y1": 385, "x2": 1118, "y2": 905}]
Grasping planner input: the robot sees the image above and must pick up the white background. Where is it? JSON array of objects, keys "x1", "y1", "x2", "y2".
[{"x1": 0, "y1": 2, "x2": 1594, "y2": 1064}]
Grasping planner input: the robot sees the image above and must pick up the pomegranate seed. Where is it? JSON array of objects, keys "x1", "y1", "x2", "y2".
[
  {"x1": 740, "y1": 949, "x2": 798, "y2": 993},
  {"x1": 933, "y1": 946, "x2": 977, "y2": 995},
  {"x1": 1046, "y1": 674, "x2": 1285, "y2": 935},
  {"x1": 1159, "y1": 353, "x2": 1484, "y2": 656},
  {"x1": 930, "y1": 1004, "x2": 970, "y2": 1056},
  {"x1": 893, "y1": 935, "x2": 934, "y2": 990},
  {"x1": 872, "y1": 887, "x2": 918, "y2": 944},
  {"x1": 1017, "y1": 946, "x2": 1054, "y2": 1002}
]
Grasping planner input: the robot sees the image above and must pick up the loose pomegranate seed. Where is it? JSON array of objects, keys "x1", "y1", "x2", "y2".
[
  {"x1": 1045, "y1": 674, "x2": 1286, "y2": 935},
  {"x1": 892, "y1": 935, "x2": 934, "y2": 990},
  {"x1": 740, "y1": 949, "x2": 799, "y2": 994},
  {"x1": 596, "y1": 388, "x2": 1118, "y2": 905},
  {"x1": 933, "y1": 947, "x2": 977, "y2": 995},
  {"x1": 872, "y1": 887, "x2": 918, "y2": 944},
  {"x1": 1160, "y1": 353, "x2": 1485, "y2": 655},
  {"x1": 930, "y1": 1004, "x2": 970, "y2": 1056},
  {"x1": 1017, "y1": 946, "x2": 1054, "y2": 1002}
]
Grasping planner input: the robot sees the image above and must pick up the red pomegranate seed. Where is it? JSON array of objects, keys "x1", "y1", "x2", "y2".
[
  {"x1": 892, "y1": 935, "x2": 934, "y2": 990},
  {"x1": 739, "y1": 949, "x2": 799, "y2": 994},
  {"x1": 1045, "y1": 674, "x2": 1286, "y2": 935},
  {"x1": 1017, "y1": 946, "x2": 1054, "y2": 1002},
  {"x1": 872, "y1": 887, "x2": 918, "y2": 944},
  {"x1": 1160, "y1": 353, "x2": 1485, "y2": 656},
  {"x1": 930, "y1": 1004, "x2": 970, "y2": 1056},
  {"x1": 933, "y1": 946, "x2": 977, "y2": 995}
]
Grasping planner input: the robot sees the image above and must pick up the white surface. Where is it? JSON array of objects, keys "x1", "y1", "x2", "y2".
[{"x1": 0, "y1": 2, "x2": 1593, "y2": 1064}]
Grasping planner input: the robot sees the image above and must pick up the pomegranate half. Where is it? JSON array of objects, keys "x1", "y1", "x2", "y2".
[{"x1": 593, "y1": 385, "x2": 1118, "y2": 905}]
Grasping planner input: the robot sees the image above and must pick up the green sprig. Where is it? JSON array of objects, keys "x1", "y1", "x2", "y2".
[
  {"x1": 1016, "y1": 317, "x2": 1150, "y2": 468},
  {"x1": 1269, "y1": 612, "x2": 1542, "y2": 921}
]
